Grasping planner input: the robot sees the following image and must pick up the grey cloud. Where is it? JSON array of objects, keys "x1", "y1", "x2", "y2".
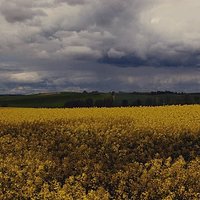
[
  {"x1": 0, "y1": 1, "x2": 46, "y2": 23},
  {"x1": 1, "y1": 0, "x2": 200, "y2": 93},
  {"x1": 56, "y1": 0, "x2": 87, "y2": 5},
  {"x1": 1, "y1": 0, "x2": 200, "y2": 64},
  {"x1": 1, "y1": 65, "x2": 200, "y2": 94}
]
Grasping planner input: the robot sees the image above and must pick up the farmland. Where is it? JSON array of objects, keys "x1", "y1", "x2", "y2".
[{"x1": 1, "y1": 106, "x2": 200, "y2": 199}]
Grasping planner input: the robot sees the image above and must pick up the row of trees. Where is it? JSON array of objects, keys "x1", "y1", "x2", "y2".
[
  {"x1": 63, "y1": 95, "x2": 200, "y2": 108},
  {"x1": 64, "y1": 98, "x2": 114, "y2": 108}
]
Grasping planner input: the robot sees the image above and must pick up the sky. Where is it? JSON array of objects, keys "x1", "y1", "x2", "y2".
[{"x1": 0, "y1": 0, "x2": 200, "y2": 94}]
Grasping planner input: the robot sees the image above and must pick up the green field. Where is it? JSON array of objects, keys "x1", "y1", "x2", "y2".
[{"x1": 0, "y1": 92, "x2": 108, "y2": 108}]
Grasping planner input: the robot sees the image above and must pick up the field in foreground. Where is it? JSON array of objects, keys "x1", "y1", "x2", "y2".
[{"x1": 1, "y1": 106, "x2": 200, "y2": 199}]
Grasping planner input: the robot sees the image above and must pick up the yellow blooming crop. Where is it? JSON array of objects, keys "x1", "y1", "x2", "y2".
[{"x1": 0, "y1": 105, "x2": 200, "y2": 199}]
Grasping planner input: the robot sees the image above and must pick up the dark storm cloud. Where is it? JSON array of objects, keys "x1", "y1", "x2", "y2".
[
  {"x1": 100, "y1": 50, "x2": 200, "y2": 68},
  {"x1": 0, "y1": 0, "x2": 200, "y2": 93}
]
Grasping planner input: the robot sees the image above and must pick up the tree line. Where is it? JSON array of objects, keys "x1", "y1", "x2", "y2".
[
  {"x1": 63, "y1": 94, "x2": 200, "y2": 108},
  {"x1": 64, "y1": 98, "x2": 114, "y2": 108}
]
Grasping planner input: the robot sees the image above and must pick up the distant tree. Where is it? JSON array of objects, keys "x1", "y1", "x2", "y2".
[
  {"x1": 176, "y1": 97, "x2": 184, "y2": 105},
  {"x1": 184, "y1": 94, "x2": 191, "y2": 105},
  {"x1": 91, "y1": 91, "x2": 99, "y2": 95},
  {"x1": 194, "y1": 96, "x2": 200, "y2": 104},
  {"x1": 85, "y1": 98, "x2": 94, "y2": 107},
  {"x1": 111, "y1": 91, "x2": 116, "y2": 102},
  {"x1": 0, "y1": 102, "x2": 8, "y2": 107},
  {"x1": 158, "y1": 98, "x2": 165, "y2": 106},
  {"x1": 165, "y1": 95, "x2": 172, "y2": 105},
  {"x1": 145, "y1": 98, "x2": 153, "y2": 106},
  {"x1": 64, "y1": 99, "x2": 85, "y2": 108},
  {"x1": 132, "y1": 99, "x2": 142, "y2": 106},
  {"x1": 94, "y1": 99, "x2": 105, "y2": 107},
  {"x1": 104, "y1": 97, "x2": 113, "y2": 107},
  {"x1": 121, "y1": 99, "x2": 129, "y2": 107},
  {"x1": 64, "y1": 101, "x2": 73, "y2": 108}
]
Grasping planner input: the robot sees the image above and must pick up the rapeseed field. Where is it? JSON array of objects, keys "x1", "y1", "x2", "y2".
[{"x1": 1, "y1": 106, "x2": 200, "y2": 199}]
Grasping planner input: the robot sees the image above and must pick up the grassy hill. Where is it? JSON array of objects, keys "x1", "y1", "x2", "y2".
[{"x1": 0, "y1": 92, "x2": 110, "y2": 108}]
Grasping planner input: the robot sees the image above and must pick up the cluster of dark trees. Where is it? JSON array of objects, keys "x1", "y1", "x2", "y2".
[
  {"x1": 64, "y1": 98, "x2": 114, "y2": 108},
  {"x1": 63, "y1": 94, "x2": 200, "y2": 108}
]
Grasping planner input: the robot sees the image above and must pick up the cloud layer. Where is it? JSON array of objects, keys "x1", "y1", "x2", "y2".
[{"x1": 0, "y1": 0, "x2": 200, "y2": 93}]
